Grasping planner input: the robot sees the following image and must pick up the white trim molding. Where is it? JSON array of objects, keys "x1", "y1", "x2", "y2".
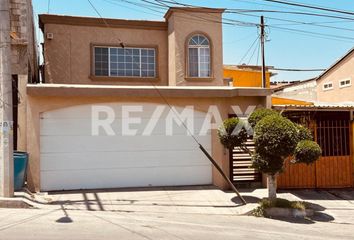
[
  {"x1": 339, "y1": 78, "x2": 351, "y2": 89},
  {"x1": 323, "y1": 81, "x2": 333, "y2": 91}
]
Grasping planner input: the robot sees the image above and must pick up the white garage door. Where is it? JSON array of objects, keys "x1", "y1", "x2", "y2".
[{"x1": 40, "y1": 103, "x2": 212, "y2": 191}]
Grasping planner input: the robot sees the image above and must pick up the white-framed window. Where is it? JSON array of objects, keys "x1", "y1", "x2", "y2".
[
  {"x1": 188, "y1": 34, "x2": 211, "y2": 78},
  {"x1": 339, "y1": 78, "x2": 351, "y2": 88},
  {"x1": 94, "y1": 46, "x2": 156, "y2": 78},
  {"x1": 323, "y1": 82, "x2": 333, "y2": 91}
]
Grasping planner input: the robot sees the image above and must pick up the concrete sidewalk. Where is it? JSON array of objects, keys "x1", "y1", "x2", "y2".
[
  {"x1": 5, "y1": 186, "x2": 354, "y2": 224},
  {"x1": 1, "y1": 186, "x2": 354, "y2": 240},
  {"x1": 29, "y1": 186, "x2": 260, "y2": 215}
]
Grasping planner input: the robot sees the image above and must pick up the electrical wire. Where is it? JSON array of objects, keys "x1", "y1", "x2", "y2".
[
  {"x1": 229, "y1": 11, "x2": 354, "y2": 33},
  {"x1": 103, "y1": 0, "x2": 164, "y2": 17},
  {"x1": 238, "y1": 36, "x2": 260, "y2": 64},
  {"x1": 225, "y1": 9, "x2": 354, "y2": 21},
  {"x1": 255, "y1": 0, "x2": 354, "y2": 16},
  {"x1": 141, "y1": 0, "x2": 354, "y2": 42},
  {"x1": 88, "y1": 0, "x2": 203, "y2": 146},
  {"x1": 247, "y1": 37, "x2": 260, "y2": 65},
  {"x1": 47, "y1": 0, "x2": 51, "y2": 13},
  {"x1": 87, "y1": 0, "x2": 124, "y2": 47},
  {"x1": 111, "y1": 0, "x2": 258, "y2": 27}
]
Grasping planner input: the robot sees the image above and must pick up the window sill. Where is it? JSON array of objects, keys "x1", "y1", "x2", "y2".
[
  {"x1": 90, "y1": 76, "x2": 160, "y2": 82},
  {"x1": 339, "y1": 85, "x2": 351, "y2": 89},
  {"x1": 184, "y1": 77, "x2": 215, "y2": 82}
]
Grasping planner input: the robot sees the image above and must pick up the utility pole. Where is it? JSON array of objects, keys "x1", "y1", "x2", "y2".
[
  {"x1": 0, "y1": 0, "x2": 14, "y2": 197},
  {"x1": 260, "y1": 16, "x2": 267, "y2": 88}
]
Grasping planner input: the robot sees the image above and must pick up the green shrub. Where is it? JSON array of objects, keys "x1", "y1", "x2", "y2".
[
  {"x1": 254, "y1": 114, "x2": 299, "y2": 160},
  {"x1": 251, "y1": 153, "x2": 284, "y2": 175},
  {"x1": 217, "y1": 117, "x2": 248, "y2": 149},
  {"x1": 294, "y1": 140, "x2": 322, "y2": 165},
  {"x1": 252, "y1": 198, "x2": 307, "y2": 217},
  {"x1": 248, "y1": 108, "x2": 279, "y2": 129},
  {"x1": 259, "y1": 198, "x2": 306, "y2": 210},
  {"x1": 296, "y1": 124, "x2": 313, "y2": 141}
]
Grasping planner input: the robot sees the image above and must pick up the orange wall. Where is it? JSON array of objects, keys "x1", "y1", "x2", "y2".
[
  {"x1": 271, "y1": 96, "x2": 313, "y2": 106},
  {"x1": 223, "y1": 69, "x2": 271, "y2": 88}
]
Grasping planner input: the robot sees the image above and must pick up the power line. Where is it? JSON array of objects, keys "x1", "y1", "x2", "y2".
[
  {"x1": 239, "y1": 36, "x2": 260, "y2": 64},
  {"x1": 229, "y1": 11, "x2": 354, "y2": 33},
  {"x1": 47, "y1": 0, "x2": 51, "y2": 13},
  {"x1": 256, "y1": 0, "x2": 354, "y2": 16},
  {"x1": 109, "y1": 0, "x2": 256, "y2": 27},
  {"x1": 87, "y1": 0, "x2": 124, "y2": 47},
  {"x1": 225, "y1": 9, "x2": 354, "y2": 21},
  {"x1": 247, "y1": 37, "x2": 260, "y2": 65},
  {"x1": 270, "y1": 25, "x2": 354, "y2": 42},
  {"x1": 92, "y1": 0, "x2": 354, "y2": 43},
  {"x1": 145, "y1": 0, "x2": 354, "y2": 42},
  {"x1": 103, "y1": 0, "x2": 164, "y2": 17},
  {"x1": 84, "y1": 0, "x2": 247, "y2": 203},
  {"x1": 158, "y1": 0, "x2": 354, "y2": 21}
]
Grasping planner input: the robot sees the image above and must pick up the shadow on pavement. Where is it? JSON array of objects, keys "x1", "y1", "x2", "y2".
[
  {"x1": 56, "y1": 205, "x2": 73, "y2": 223},
  {"x1": 231, "y1": 195, "x2": 261, "y2": 205},
  {"x1": 284, "y1": 189, "x2": 354, "y2": 201}
]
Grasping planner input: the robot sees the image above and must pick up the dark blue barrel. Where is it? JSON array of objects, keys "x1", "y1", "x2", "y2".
[{"x1": 14, "y1": 151, "x2": 28, "y2": 191}]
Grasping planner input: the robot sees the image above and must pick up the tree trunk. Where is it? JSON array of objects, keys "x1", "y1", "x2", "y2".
[{"x1": 267, "y1": 174, "x2": 277, "y2": 200}]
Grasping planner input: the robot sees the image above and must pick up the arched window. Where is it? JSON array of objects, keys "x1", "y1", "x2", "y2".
[{"x1": 188, "y1": 34, "x2": 211, "y2": 78}]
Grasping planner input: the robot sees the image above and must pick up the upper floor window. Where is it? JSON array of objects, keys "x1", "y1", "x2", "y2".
[
  {"x1": 323, "y1": 82, "x2": 333, "y2": 91},
  {"x1": 187, "y1": 34, "x2": 211, "y2": 78},
  {"x1": 339, "y1": 78, "x2": 351, "y2": 88},
  {"x1": 94, "y1": 46, "x2": 156, "y2": 78}
]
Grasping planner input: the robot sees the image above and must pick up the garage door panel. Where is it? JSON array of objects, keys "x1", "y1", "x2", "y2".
[
  {"x1": 41, "y1": 150, "x2": 211, "y2": 171},
  {"x1": 40, "y1": 103, "x2": 212, "y2": 191},
  {"x1": 42, "y1": 103, "x2": 207, "y2": 119},
  {"x1": 40, "y1": 118, "x2": 210, "y2": 136},
  {"x1": 41, "y1": 165, "x2": 212, "y2": 191},
  {"x1": 40, "y1": 135, "x2": 211, "y2": 153}
]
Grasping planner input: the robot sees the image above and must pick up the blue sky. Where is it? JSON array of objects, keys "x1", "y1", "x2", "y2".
[{"x1": 32, "y1": 0, "x2": 354, "y2": 81}]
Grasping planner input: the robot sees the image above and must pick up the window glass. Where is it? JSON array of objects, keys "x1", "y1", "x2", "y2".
[
  {"x1": 94, "y1": 47, "x2": 156, "y2": 77},
  {"x1": 188, "y1": 34, "x2": 210, "y2": 78},
  {"x1": 94, "y1": 47, "x2": 109, "y2": 76}
]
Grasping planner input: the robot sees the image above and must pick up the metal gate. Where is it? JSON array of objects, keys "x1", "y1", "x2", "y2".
[
  {"x1": 230, "y1": 139, "x2": 262, "y2": 185},
  {"x1": 278, "y1": 111, "x2": 353, "y2": 189}
]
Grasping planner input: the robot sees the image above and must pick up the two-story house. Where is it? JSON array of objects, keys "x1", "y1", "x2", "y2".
[{"x1": 22, "y1": 7, "x2": 272, "y2": 192}]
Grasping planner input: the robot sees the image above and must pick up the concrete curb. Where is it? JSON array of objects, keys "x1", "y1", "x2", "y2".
[
  {"x1": 265, "y1": 207, "x2": 314, "y2": 218},
  {"x1": 0, "y1": 197, "x2": 34, "y2": 208}
]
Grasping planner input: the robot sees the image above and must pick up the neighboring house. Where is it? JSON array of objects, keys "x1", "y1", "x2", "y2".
[
  {"x1": 9, "y1": 0, "x2": 38, "y2": 150},
  {"x1": 316, "y1": 47, "x2": 354, "y2": 103},
  {"x1": 21, "y1": 7, "x2": 272, "y2": 192},
  {"x1": 275, "y1": 47, "x2": 354, "y2": 104},
  {"x1": 272, "y1": 78, "x2": 317, "y2": 102},
  {"x1": 223, "y1": 64, "x2": 274, "y2": 88},
  {"x1": 270, "y1": 47, "x2": 354, "y2": 188},
  {"x1": 273, "y1": 104, "x2": 353, "y2": 189}
]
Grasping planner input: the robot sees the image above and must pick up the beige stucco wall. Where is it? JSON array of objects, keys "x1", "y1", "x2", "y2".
[
  {"x1": 167, "y1": 11, "x2": 223, "y2": 86},
  {"x1": 25, "y1": 92, "x2": 266, "y2": 192},
  {"x1": 43, "y1": 24, "x2": 169, "y2": 85},
  {"x1": 42, "y1": 9, "x2": 224, "y2": 87},
  {"x1": 317, "y1": 53, "x2": 354, "y2": 102}
]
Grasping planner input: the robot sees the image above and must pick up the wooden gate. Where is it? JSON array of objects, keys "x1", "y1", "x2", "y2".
[{"x1": 278, "y1": 112, "x2": 353, "y2": 189}]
